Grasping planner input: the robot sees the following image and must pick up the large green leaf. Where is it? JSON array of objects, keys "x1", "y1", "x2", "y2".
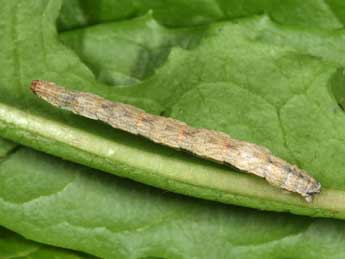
[
  {"x1": 0, "y1": 226, "x2": 94, "y2": 259},
  {"x1": 1, "y1": 146, "x2": 345, "y2": 259},
  {"x1": 1, "y1": 0, "x2": 345, "y2": 218}
]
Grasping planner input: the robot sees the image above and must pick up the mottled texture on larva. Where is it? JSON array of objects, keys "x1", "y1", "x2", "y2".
[{"x1": 30, "y1": 80, "x2": 321, "y2": 202}]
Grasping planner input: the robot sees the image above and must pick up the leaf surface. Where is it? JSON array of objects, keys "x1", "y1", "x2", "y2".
[
  {"x1": 59, "y1": 13, "x2": 205, "y2": 86},
  {"x1": 0, "y1": 146, "x2": 345, "y2": 259},
  {"x1": 0, "y1": 139, "x2": 17, "y2": 158},
  {"x1": 0, "y1": 226, "x2": 94, "y2": 259},
  {"x1": 58, "y1": 0, "x2": 344, "y2": 30}
]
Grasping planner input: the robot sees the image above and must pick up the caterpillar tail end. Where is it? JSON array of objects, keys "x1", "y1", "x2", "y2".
[
  {"x1": 304, "y1": 195, "x2": 313, "y2": 203},
  {"x1": 303, "y1": 182, "x2": 321, "y2": 203}
]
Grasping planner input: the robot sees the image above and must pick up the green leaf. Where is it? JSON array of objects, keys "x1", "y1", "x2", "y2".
[
  {"x1": 0, "y1": 226, "x2": 94, "y2": 259},
  {"x1": 59, "y1": 12, "x2": 205, "y2": 86},
  {"x1": 58, "y1": 0, "x2": 225, "y2": 30},
  {"x1": 1, "y1": 146, "x2": 345, "y2": 259},
  {"x1": 1, "y1": 0, "x2": 345, "y2": 218},
  {"x1": 58, "y1": 0, "x2": 344, "y2": 30}
]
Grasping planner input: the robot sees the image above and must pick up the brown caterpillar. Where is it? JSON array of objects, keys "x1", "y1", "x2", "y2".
[{"x1": 30, "y1": 80, "x2": 321, "y2": 202}]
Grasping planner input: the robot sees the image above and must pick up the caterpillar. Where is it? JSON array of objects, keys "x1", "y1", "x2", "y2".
[{"x1": 31, "y1": 80, "x2": 321, "y2": 202}]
